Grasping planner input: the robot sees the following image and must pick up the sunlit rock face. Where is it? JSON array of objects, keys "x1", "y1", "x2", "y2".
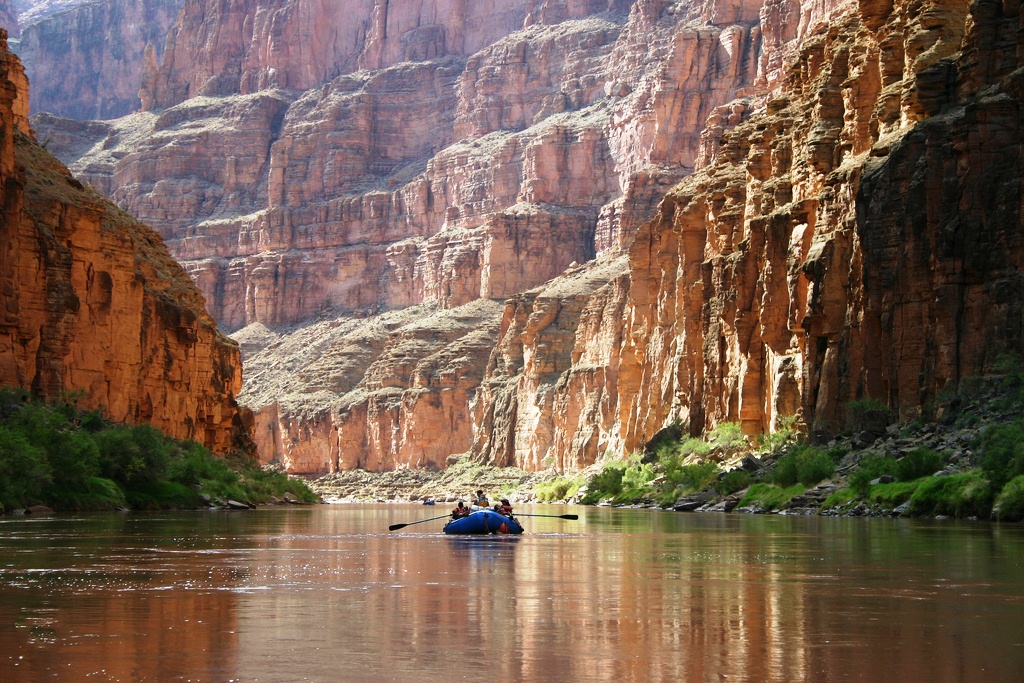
[
  {"x1": 32, "y1": 0, "x2": 1024, "y2": 473},
  {"x1": 34, "y1": 0, "x2": 778, "y2": 471},
  {"x1": 0, "y1": 31, "x2": 249, "y2": 453},
  {"x1": 613, "y1": 0, "x2": 1024, "y2": 451},
  {"x1": 458, "y1": 0, "x2": 1024, "y2": 469},
  {"x1": 13, "y1": 0, "x2": 184, "y2": 119}
]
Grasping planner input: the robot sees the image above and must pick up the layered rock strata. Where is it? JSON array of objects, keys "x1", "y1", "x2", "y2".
[
  {"x1": 34, "y1": 0, "x2": 794, "y2": 471},
  {"x1": 236, "y1": 300, "x2": 503, "y2": 472},
  {"x1": 15, "y1": 0, "x2": 184, "y2": 119},
  {"x1": 604, "y1": 0, "x2": 1024, "y2": 453},
  {"x1": 0, "y1": 31, "x2": 248, "y2": 453},
  {"x1": 32, "y1": 0, "x2": 1024, "y2": 475}
]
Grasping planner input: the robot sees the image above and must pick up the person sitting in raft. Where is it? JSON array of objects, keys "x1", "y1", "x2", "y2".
[
  {"x1": 497, "y1": 498, "x2": 514, "y2": 517},
  {"x1": 473, "y1": 490, "x2": 489, "y2": 509},
  {"x1": 451, "y1": 501, "x2": 470, "y2": 519}
]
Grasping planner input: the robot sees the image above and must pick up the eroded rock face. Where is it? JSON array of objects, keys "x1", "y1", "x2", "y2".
[
  {"x1": 15, "y1": 0, "x2": 184, "y2": 119},
  {"x1": 32, "y1": 0, "x2": 788, "y2": 471},
  {"x1": 613, "y1": 0, "x2": 1024, "y2": 449},
  {"x1": 458, "y1": 0, "x2": 1024, "y2": 469},
  {"x1": 0, "y1": 30, "x2": 248, "y2": 453},
  {"x1": 33, "y1": 0, "x2": 1024, "y2": 474},
  {"x1": 237, "y1": 301, "x2": 503, "y2": 473}
]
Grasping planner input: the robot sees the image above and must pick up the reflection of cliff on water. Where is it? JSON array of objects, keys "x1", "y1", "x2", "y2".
[
  {"x1": 4, "y1": 507, "x2": 1024, "y2": 682},
  {"x1": 446, "y1": 535, "x2": 522, "y2": 568}
]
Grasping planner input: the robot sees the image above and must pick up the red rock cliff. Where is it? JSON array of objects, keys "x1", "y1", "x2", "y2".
[
  {"x1": 477, "y1": 0, "x2": 1024, "y2": 471},
  {"x1": 615, "y1": 0, "x2": 1024, "y2": 446},
  {"x1": 31, "y1": 0, "x2": 1024, "y2": 473},
  {"x1": 0, "y1": 30, "x2": 249, "y2": 453}
]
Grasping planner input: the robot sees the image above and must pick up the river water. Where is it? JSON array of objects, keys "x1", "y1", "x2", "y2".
[{"x1": 2, "y1": 504, "x2": 1024, "y2": 682}]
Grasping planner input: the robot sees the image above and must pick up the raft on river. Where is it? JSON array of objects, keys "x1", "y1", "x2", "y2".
[{"x1": 443, "y1": 509, "x2": 524, "y2": 535}]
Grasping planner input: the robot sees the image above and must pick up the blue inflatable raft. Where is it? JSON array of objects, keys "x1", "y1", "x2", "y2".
[{"x1": 443, "y1": 509, "x2": 524, "y2": 535}]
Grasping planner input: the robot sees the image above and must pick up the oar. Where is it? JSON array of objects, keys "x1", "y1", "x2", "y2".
[
  {"x1": 514, "y1": 513, "x2": 579, "y2": 520},
  {"x1": 388, "y1": 514, "x2": 451, "y2": 531}
]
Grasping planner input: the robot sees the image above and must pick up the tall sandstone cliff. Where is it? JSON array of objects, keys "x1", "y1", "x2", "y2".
[
  {"x1": 474, "y1": 0, "x2": 1024, "y2": 470},
  {"x1": 0, "y1": 30, "x2": 248, "y2": 453},
  {"x1": 34, "y1": 0, "x2": 1024, "y2": 473}
]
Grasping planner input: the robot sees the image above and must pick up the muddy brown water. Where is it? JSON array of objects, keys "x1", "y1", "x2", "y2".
[{"x1": 2, "y1": 505, "x2": 1024, "y2": 682}]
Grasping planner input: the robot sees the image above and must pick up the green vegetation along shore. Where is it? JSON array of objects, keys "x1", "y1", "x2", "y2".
[
  {"x1": 534, "y1": 369, "x2": 1024, "y2": 521},
  {"x1": 0, "y1": 387, "x2": 318, "y2": 513},
  {"x1": 311, "y1": 366, "x2": 1024, "y2": 523}
]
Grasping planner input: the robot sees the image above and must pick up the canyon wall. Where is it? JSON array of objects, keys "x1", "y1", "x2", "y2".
[
  {"x1": 0, "y1": 30, "x2": 248, "y2": 453},
  {"x1": 474, "y1": 0, "x2": 1024, "y2": 469},
  {"x1": 14, "y1": 0, "x2": 184, "y2": 119},
  {"x1": 0, "y1": 1, "x2": 17, "y2": 38},
  {"x1": 32, "y1": 0, "x2": 1024, "y2": 473},
  {"x1": 616, "y1": 0, "x2": 1024, "y2": 444},
  {"x1": 36, "y1": 0, "x2": 787, "y2": 472}
]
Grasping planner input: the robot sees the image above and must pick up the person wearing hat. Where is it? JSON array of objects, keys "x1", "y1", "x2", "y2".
[{"x1": 497, "y1": 498, "x2": 513, "y2": 517}]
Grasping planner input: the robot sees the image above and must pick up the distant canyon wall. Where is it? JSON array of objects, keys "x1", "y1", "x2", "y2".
[
  {"x1": 0, "y1": 30, "x2": 248, "y2": 453},
  {"x1": 32, "y1": 0, "x2": 1024, "y2": 473},
  {"x1": 0, "y1": 1, "x2": 17, "y2": 38},
  {"x1": 12, "y1": 0, "x2": 184, "y2": 119}
]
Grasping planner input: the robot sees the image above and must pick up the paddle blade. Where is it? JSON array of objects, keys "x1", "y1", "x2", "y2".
[
  {"x1": 388, "y1": 523, "x2": 407, "y2": 531},
  {"x1": 560, "y1": 514, "x2": 579, "y2": 520}
]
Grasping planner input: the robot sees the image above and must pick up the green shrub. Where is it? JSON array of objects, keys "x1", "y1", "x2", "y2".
[
  {"x1": 535, "y1": 477, "x2": 582, "y2": 502},
  {"x1": 676, "y1": 437, "x2": 712, "y2": 458},
  {"x1": 848, "y1": 397, "x2": 888, "y2": 413},
  {"x1": 645, "y1": 421, "x2": 685, "y2": 461},
  {"x1": 978, "y1": 421, "x2": 1024, "y2": 489},
  {"x1": 580, "y1": 462, "x2": 627, "y2": 504},
  {"x1": 909, "y1": 473, "x2": 994, "y2": 518},
  {"x1": 994, "y1": 475, "x2": 1024, "y2": 522},
  {"x1": 125, "y1": 480, "x2": 202, "y2": 510},
  {"x1": 708, "y1": 422, "x2": 744, "y2": 449},
  {"x1": 894, "y1": 448, "x2": 945, "y2": 482},
  {"x1": 95, "y1": 424, "x2": 173, "y2": 485},
  {"x1": 715, "y1": 469, "x2": 752, "y2": 495},
  {"x1": 822, "y1": 488, "x2": 859, "y2": 508},
  {"x1": 771, "y1": 451, "x2": 800, "y2": 487},
  {"x1": 672, "y1": 462, "x2": 719, "y2": 492},
  {"x1": 167, "y1": 441, "x2": 238, "y2": 488},
  {"x1": 773, "y1": 445, "x2": 836, "y2": 487},
  {"x1": 582, "y1": 451, "x2": 666, "y2": 505},
  {"x1": 49, "y1": 431, "x2": 101, "y2": 489},
  {"x1": 48, "y1": 476, "x2": 126, "y2": 511},
  {"x1": 0, "y1": 427, "x2": 50, "y2": 508},
  {"x1": 622, "y1": 460, "x2": 656, "y2": 491},
  {"x1": 0, "y1": 388, "x2": 318, "y2": 510},
  {"x1": 849, "y1": 454, "x2": 900, "y2": 495},
  {"x1": 0, "y1": 387, "x2": 30, "y2": 419},
  {"x1": 759, "y1": 415, "x2": 797, "y2": 454},
  {"x1": 242, "y1": 467, "x2": 320, "y2": 503},
  {"x1": 795, "y1": 447, "x2": 836, "y2": 486}
]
